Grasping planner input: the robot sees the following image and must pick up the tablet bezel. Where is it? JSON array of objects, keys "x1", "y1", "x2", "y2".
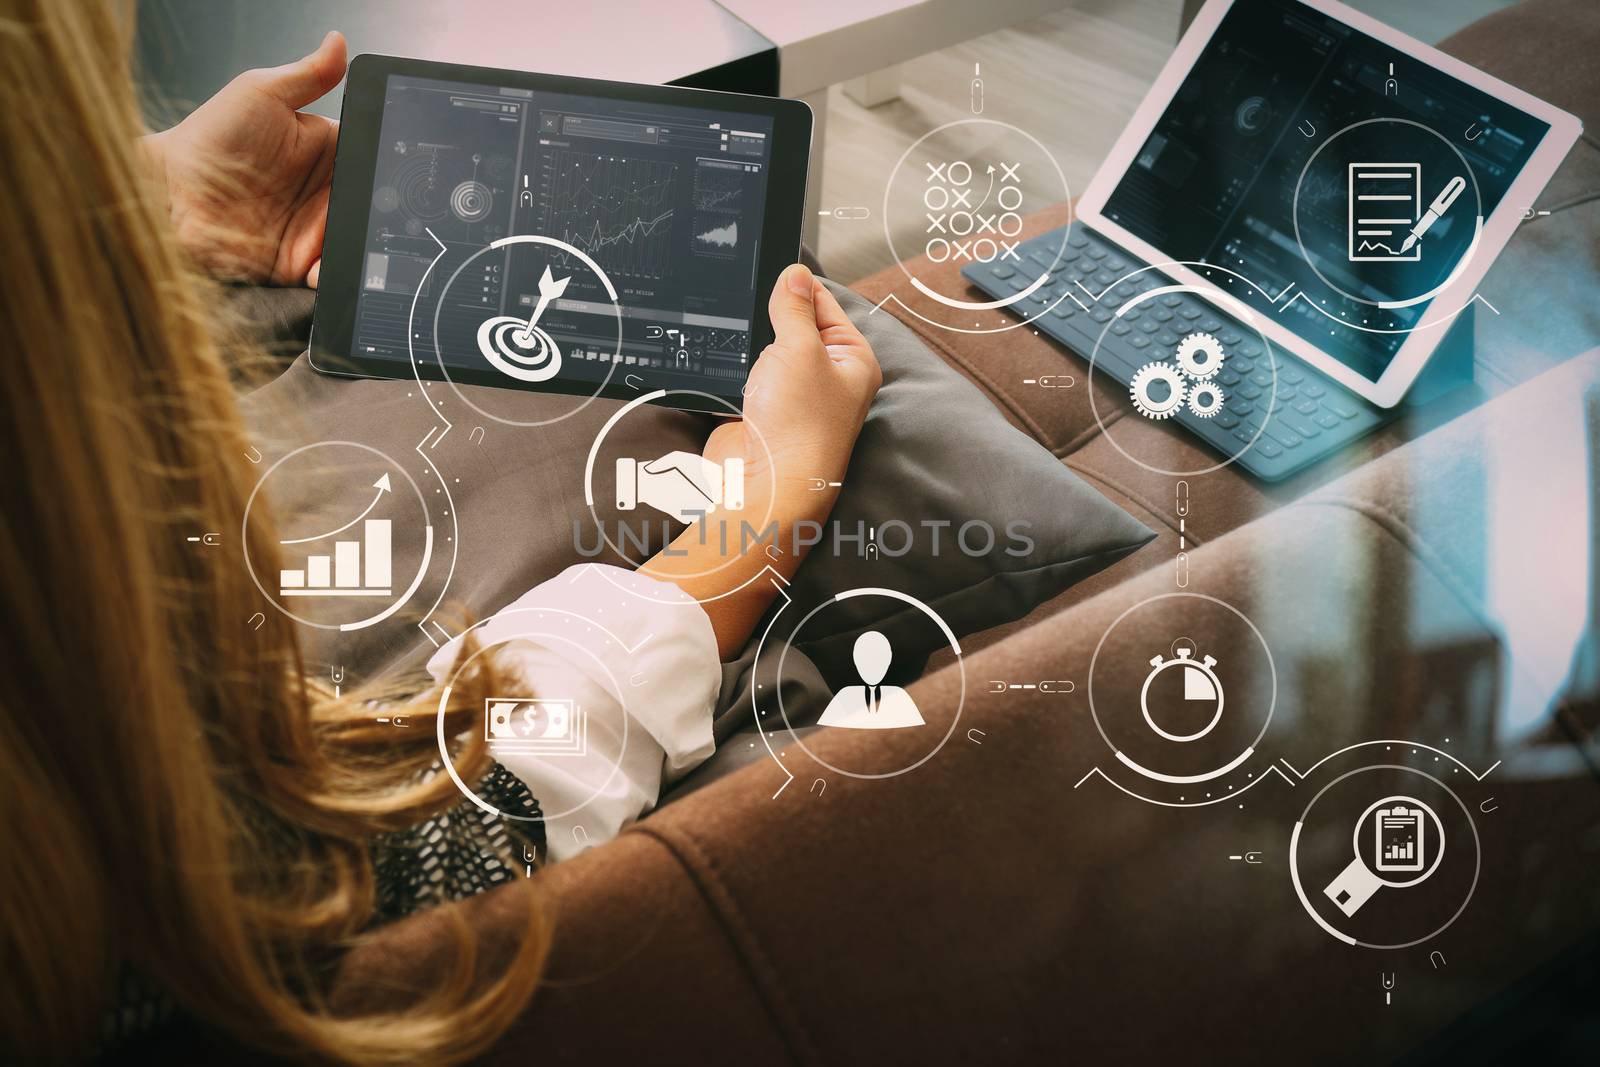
[
  {"x1": 309, "y1": 53, "x2": 813, "y2": 414},
  {"x1": 1076, "y1": 0, "x2": 1582, "y2": 408}
]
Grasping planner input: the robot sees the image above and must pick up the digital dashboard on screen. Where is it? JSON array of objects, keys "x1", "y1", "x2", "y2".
[{"x1": 350, "y1": 72, "x2": 776, "y2": 395}]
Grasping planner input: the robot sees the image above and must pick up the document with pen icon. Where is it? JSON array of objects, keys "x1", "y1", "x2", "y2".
[{"x1": 1348, "y1": 162, "x2": 1421, "y2": 262}]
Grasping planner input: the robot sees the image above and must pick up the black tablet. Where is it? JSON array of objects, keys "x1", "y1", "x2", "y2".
[{"x1": 309, "y1": 54, "x2": 812, "y2": 414}]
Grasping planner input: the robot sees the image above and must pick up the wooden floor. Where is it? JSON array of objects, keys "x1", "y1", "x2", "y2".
[{"x1": 813, "y1": 0, "x2": 1518, "y2": 284}]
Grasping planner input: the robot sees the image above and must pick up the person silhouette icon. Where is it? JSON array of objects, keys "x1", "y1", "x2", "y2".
[{"x1": 817, "y1": 630, "x2": 925, "y2": 729}]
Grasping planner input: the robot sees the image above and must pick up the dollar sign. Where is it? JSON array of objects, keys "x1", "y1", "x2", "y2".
[{"x1": 519, "y1": 704, "x2": 539, "y2": 736}]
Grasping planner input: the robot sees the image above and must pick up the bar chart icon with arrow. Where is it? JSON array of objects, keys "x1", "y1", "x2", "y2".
[{"x1": 278, "y1": 473, "x2": 395, "y2": 597}]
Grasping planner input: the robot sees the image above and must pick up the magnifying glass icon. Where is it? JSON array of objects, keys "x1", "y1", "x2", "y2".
[{"x1": 1322, "y1": 795, "x2": 1444, "y2": 917}]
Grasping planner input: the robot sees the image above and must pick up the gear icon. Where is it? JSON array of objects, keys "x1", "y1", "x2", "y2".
[
  {"x1": 1187, "y1": 381, "x2": 1225, "y2": 417},
  {"x1": 1175, "y1": 331, "x2": 1226, "y2": 379},
  {"x1": 1130, "y1": 362, "x2": 1188, "y2": 420}
]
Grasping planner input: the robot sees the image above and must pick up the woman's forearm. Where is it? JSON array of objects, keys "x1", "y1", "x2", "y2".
[{"x1": 640, "y1": 490, "x2": 839, "y2": 659}]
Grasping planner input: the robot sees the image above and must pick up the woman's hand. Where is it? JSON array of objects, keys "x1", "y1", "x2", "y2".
[
  {"x1": 645, "y1": 264, "x2": 881, "y2": 657},
  {"x1": 144, "y1": 32, "x2": 347, "y2": 287},
  {"x1": 702, "y1": 263, "x2": 882, "y2": 526}
]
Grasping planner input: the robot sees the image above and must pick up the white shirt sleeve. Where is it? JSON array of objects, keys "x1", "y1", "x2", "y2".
[{"x1": 426, "y1": 563, "x2": 720, "y2": 863}]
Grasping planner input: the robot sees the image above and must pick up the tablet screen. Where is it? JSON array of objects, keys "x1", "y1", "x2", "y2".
[
  {"x1": 1097, "y1": 0, "x2": 1551, "y2": 382},
  {"x1": 351, "y1": 71, "x2": 776, "y2": 394}
]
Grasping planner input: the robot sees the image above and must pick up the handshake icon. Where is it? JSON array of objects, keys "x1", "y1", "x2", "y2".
[{"x1": 616, "y1": 451, "x2": 745, "y2": 524}]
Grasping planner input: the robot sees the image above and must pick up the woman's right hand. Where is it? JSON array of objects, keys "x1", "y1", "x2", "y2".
[
  {"x1": 644, "y1": 263, "x2": 880, "y2": 656},
  {"x1": 701, "y1": 263, "x2": 882, "y2": 525}
]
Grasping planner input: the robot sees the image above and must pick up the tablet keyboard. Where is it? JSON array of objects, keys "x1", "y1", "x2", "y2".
[{"x1": 960, "y1": 225, "x2": 1391, "y2": 481}]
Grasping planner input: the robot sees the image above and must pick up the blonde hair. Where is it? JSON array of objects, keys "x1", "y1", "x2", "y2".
[{"x1": 0, "y1": 2, "x2": 548, "y2": 1060}]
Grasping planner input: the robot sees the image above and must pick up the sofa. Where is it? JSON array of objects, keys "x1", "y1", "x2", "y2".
[{"x1": 132, "y1": 1, "x2": 1600, "y2": 1062}]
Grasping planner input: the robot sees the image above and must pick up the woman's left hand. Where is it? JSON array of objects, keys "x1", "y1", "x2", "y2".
[{"x1": 144, "y1": 31, "x2": 347, "y2": 287}]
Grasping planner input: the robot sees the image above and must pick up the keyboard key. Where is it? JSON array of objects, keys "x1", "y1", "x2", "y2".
[
  {"x1": 1129, "y1": 334, "x2": 1151, "y2": 349},
  {"x1": 1068, "y1": 231, "x2": 1089, "y2": 248},
  {"x1": 1153, "y1": 307, "x2": 1175, "y2": 323},
  {"x1": 1281, "y1": 365, "x2": 1304, "y2": 384},
  {"x1": 1281, "y1": 412, "x2": 1321, "y2": 438},
  {"x1": 1220, "y1": 329, "x2": 1242, "y2": 345},
  {"x1": 1137, "y1": 318, "x2": 1160, "y2": 334},
  {"x1": 1241, "y1": 342, "x2": 1262, "y2": 356},
  {"x1": 1219, "y1": 369, "x2": 1241, "y2": 386},
  {"x1": 1314, "y1": 412, "x2": 1340, "y2": 429},
  {"x1": 1250, "y1": 370, "x2": 1272, "y2": 387},
  {"x1": 1156, "y1": 330, "x2": 1181, "y2": 346},
  {"x1": 1105, "y1": 256, "x2": 1126, "y2": 271},
  {"x1": 1233, "y1": 427, "x2": 1255, "y2": 445},
  {"x1": 1302, "y1": 382, "x2": 1326, "y2": 398},
  {"x1": 1263, "y1": 423, "x2": 1303, "y2": 448},
  {"x1": 1199, "y1": 316, "x2": 1224, "y2": 332},
  {"x1": 1087, "y1": 246, "x2": 1108, "y2": 260},
  {"x1": 1161, "y1": 294, "x2": 1184, "y2": 307},
  {"x1": 1325, "y1": 395, "x2": 1362, "y2": 418},
  {"x1": 1240, "y1": 383, "x2": 1262, "y2": 401},
  {"x1": 1276, "y1": 386, "x2": 1297, "y2": 402},
  {"x1": 1226, "y1": 399, "x2": 1254, "y2": 417},
  {"x1": 1216, "y1": 412, "x2": 1240, "y2": 429},
  {"x1": 1092, "y1": 270, "x2": 1116, "y2": 287},
  {"x1": 1178, "y1": 305, "x2": 1203, "y2": 320},
  {"x1": 1294, "y1": 398, "x2": 1318, "y2": 415},
  {"x1": 990, "y1": 264, "x2": 1016, "y2": 279},
  {"x1": 1110, "y1": 321, "x2": 1132, "y2": 336},
  {"x1": 1090, "y1": 308, "x2": 1112, "y2": 322},
  {"x1": 1228, "y1": 354, "x2": 1255, "y2": 373},
  {"x1": 1049, "y1": 303, "x2": 1074, "y2": 318},
  {"x1": 1256, "y1": 439, "x2": 1283, "y2": 458}
]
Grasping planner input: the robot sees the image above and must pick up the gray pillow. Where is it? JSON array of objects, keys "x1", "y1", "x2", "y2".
[
  {"x1": 776, "y1": 280, "x2": 1153, "y2": 685},
  {"x1": 236, "y1": 279, "x2": 1152, "y2": 689}
]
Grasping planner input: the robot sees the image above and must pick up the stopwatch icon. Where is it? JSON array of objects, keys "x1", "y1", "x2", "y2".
[{"x1": 1140, "y1": 641, "x2": 1224, "y2": 742}]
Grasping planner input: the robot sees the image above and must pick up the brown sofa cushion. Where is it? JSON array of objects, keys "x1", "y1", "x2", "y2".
[{"x1": 318, "y1": 348, "x2": 1600, "y2": 1066}]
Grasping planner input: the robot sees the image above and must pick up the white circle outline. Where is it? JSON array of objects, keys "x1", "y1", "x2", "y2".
[
  {"x1": 1288, "y1": 765, "x2": 1481, "y2": 950},
  {"x1": 432, "y1": 610, "x2": 628, "y2": 823},
  {"x1": 1086, "y1": 591, "x2": 1277, "y2": 786},
  {"x1": 241, "y1": 440, "x2": 434, "y2": 632},
  {"x1": 1085, "y1": 271, "x2": 1279, "y2": 478},
  {"x1": 768, "y1": 588, "x2": 966, "y2": 781},
  {"x1": 425, "y1": 234, "x2": 622, "y2": 429},
  {"x1": 881, "y1": 118, "x2": 1073, "y2": 330},
  {"x1": 579, "y1": 388, "x2": 777, "y2": 593},
  {"x1": 1290, "y1": 117, "x2": 1484, "y2": 311}
]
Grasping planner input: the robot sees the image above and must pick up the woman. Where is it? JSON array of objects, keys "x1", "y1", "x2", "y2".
[{"x1": 0, "y1": 7, "x2": 878, "y2": 1062}]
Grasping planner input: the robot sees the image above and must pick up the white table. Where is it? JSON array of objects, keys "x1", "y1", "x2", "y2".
[
  {"x1": 137, "y1": 0, "x2": 773, "y2": 121},
  {"x1": 714, "y1": 0, "x2": 1078, "y2": 245}
]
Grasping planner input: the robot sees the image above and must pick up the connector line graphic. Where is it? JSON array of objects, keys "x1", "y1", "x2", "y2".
[
  {"x1": 1071, "y1": 761, "x2": 1295, "y2": 807},
  {"x1": 1278, "y1": 741, "x2": 1502, "y2": 782}
]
